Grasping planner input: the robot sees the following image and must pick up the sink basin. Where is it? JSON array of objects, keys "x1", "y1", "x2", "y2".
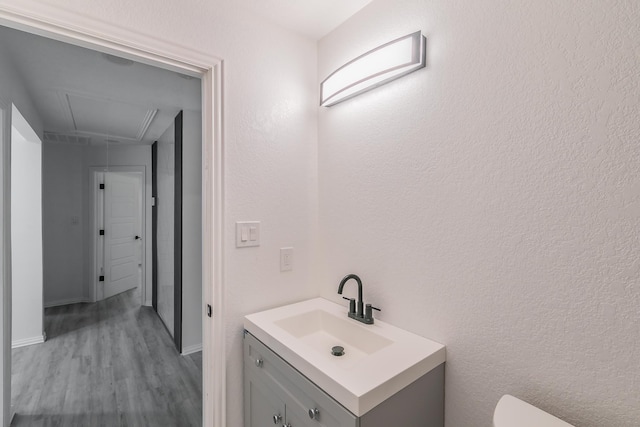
[
  {"x1": 274, "y1": 309, "x2": 393, "y2": 368},
  {"x1": 244, "y1": 297, "x2": 445, "y2": 416}
]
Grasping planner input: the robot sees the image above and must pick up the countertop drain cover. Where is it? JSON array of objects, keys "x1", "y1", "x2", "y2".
[{"x1": 331, "y1": 345, "x2": 345, "y2": 356}]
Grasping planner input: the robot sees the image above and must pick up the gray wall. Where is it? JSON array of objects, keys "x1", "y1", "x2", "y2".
[
  {"x1": 42, "y1": 143, "x2": 84, "y2": 306},
  {"x1": 181, "y1": 110, "x2": 202, "y2": 352}
]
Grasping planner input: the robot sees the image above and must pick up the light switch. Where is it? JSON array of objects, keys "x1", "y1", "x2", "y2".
[
  {"x1": 236, "y1": 221, "x2": 260, "y2": 248},
  {"x1": 280, "y1": 247, "x2": 293, "y2": 272}
]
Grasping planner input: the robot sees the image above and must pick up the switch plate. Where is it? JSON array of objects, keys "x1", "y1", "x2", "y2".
[
  {"x1": 236, "y1": 221, "x2": 260, "y2": 248},
  {"x1": 280, "y1": 247, "x2": 293, "y2": 272}
]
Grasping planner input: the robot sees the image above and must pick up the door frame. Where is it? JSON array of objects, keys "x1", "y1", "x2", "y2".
[
  {"x1": 0, "y1": 6, "x2": 225, "y2": 427},
  {"x1": 151, "y1": 142, "x2": 158, "y2": 312},
  {"x1": 0, "y1": 97, "x2": 12, "y2": 427},
  {"x1": 90, "y1": 167, "x2": 147, "y2": 304},
  {"x1": 173, "y1": 111, "x2": 183, "y2": 352}
]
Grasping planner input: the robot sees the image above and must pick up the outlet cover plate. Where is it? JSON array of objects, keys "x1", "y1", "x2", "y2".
[{"x1": 280, "y1": 247, "x2": 293, "y2": 272}]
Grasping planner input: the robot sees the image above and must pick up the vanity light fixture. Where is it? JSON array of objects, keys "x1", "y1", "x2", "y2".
[{"x1": 320, "y1": 31, "x2": 426, "y2": 107}]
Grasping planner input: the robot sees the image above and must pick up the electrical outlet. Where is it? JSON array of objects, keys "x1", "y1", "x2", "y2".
[{"x1": 280, "y1": 247, "x2": 293, "y2": 272}]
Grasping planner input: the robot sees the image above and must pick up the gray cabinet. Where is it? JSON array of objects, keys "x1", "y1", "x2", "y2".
[
  {"x1": 244, "y1": 331, "x2": 444, "y2": 427},
  {"x1": 245, "y1": 368, "x2": 285, "y2": 426},
  {"x1": 244, "y1": 331, "x2": 356, "y2": 427}
]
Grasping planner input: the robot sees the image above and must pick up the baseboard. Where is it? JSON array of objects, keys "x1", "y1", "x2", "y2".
[
  {"x1": 44, "y1": 297, "x2": 91, "y2": 308},
  {"x1": 181, "y1": 343, "x2": 202, "y2": 356},
  {"x1": 144, "y1": 299, "x2": 152, "y2": 307},
  {"x1": 12, "y1": 334, "x2": 45, "y2": 349}
]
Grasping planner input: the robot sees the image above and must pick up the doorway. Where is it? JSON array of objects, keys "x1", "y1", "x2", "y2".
[{"x1": 0, "y1": 11, "x2": 223, "y2": 427}]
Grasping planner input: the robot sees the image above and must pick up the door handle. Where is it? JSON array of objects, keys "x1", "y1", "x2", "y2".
[{"x1": 134, "y1": 235, "x2": 141, "y2": 240}]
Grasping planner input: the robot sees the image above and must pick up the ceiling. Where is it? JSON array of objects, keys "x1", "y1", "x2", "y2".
[
  {"x1": 0, "y1": 25, "x2": 201, "y2": 146},
  {"x1": 0, "y1": 2, "x2": 373, "y2": 146},
  {"x1": 239, "y1": 0, "x2": 374, "y2": 39}
]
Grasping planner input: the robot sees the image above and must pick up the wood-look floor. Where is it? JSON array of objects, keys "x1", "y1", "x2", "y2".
[{"x1": 11, "y1": 288, "x2": 202, "y2": 427}]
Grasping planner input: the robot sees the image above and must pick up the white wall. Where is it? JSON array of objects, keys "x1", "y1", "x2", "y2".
[
  {"x1": 156, "y1": 121, "x2": 175, "y2": 335},
  {"x1": 318, "y1": 1, "x2": 640, "y2": 426},
  {"x1": 10, "y1": 108, "x2": 43, "y2": 348}
]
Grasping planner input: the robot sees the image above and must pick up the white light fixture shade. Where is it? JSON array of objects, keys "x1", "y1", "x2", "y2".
[{"x1": 320, "y1": 31, "x2": 426, "y2": 107}]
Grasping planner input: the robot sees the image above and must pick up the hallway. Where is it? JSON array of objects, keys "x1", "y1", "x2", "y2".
[{"x1": 11, "y1": 289, "x2": 202, "y2": 427}]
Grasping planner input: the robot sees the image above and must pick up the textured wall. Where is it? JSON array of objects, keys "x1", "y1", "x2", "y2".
[
  {"x1": 0, "y1": 1, "x2": 319, "y2": 425},
  {"x1": 318, "y1": 1, "x2": 640, "y2": 426}
]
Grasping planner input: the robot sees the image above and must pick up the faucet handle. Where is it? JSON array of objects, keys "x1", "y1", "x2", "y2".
[
  {"x1": 342, "y1": 296, "x2": 356, "y2": 315},
  {"x1": 365, "y1": 304, "x2": 381, "y2": 323}
]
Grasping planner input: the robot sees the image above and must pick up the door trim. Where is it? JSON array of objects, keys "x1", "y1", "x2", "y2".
[
  {"x1": 0, "y1": 96, "x2": 12, "y2": 427},
  {"x1": 174, "y1": 111, "x2": 183, "y2": 352},
  {"x1": 90, "y1": 167, "x2": 146, "y2": 304},
  {"x1": 0, "y1": 6, "x2": 224, "y2": 427},
  {"x1": 151, "y1": 142, "x2": 158, "y2": 312}
]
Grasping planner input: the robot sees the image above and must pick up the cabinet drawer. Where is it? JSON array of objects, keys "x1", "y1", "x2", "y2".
[{"x1": 244, "y1": 331, "x2": 357, "y2": 427}]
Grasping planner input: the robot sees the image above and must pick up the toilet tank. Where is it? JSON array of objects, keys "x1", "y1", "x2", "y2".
[{"x1": 493, "y1": 395, "x2": 574, "y2": 427}]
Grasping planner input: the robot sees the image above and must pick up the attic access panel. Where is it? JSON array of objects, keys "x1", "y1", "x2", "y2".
[{"x1": 66, "y1": 93, "x2": 157, "y2": 141}]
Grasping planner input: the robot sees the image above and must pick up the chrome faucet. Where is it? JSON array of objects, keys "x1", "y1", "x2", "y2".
[{"x1": 338, "y1": 274, "x2": 380, "y2": 325}]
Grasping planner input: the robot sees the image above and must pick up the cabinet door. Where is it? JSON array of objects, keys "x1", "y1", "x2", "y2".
[
  {"x1": 245, "y1": 366, "x2": 286, "y2": 427},
  {"x1": 244, "y1": 333, "x2": 357, "y2": 427},
  {"x1": 284, "y1": 406, "x2": 311, "y2": 427}
]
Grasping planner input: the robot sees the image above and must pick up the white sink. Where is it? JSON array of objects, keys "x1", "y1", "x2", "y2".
[
  {"x1": 274, "y1": 309, "x2": 394, "y2": 369},
  {"x1": 244, "y1": 297, "x2": 446, "y2": 416}
]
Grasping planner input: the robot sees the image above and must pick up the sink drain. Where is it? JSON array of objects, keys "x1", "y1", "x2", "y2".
[{"x1": 331, "y1": 345, "x2": 345, "y2": 357}]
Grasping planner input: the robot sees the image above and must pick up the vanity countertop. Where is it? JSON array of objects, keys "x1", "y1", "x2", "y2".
[{"x1": 244, "y1": 297, "x2": 445, "y2": 416}]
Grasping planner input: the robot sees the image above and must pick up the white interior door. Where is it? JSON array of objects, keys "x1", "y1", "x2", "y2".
[{"x1": 103, "y1": 172, "x2": 142, "y2": 300}]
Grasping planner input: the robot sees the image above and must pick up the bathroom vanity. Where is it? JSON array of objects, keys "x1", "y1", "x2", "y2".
[{"x1": 243, "y1": 298, "x2": 445, "y2": 427}]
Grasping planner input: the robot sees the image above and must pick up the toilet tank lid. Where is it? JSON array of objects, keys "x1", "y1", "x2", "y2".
[{"x1": 493, "y1": 395, "x2": 574, "y2": 427}]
